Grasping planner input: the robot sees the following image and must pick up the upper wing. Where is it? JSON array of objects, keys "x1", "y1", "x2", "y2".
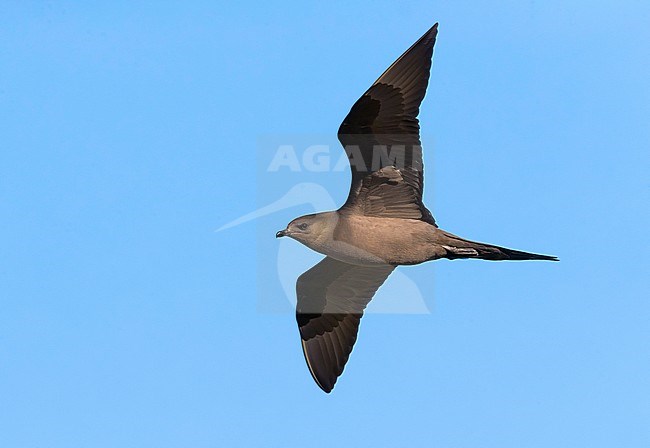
[
  {"x1": 340, "y1": 166, "x2": 429, "y2": 220},
  {"x1": 296, "y1": 256, "x2": 394, "y2": 393},
  {"x1": 338, "y1": 23, "x2": 438, "y2": 225}
]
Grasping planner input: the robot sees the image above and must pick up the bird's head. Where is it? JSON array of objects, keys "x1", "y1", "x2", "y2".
[{"x1": 276, "y1": 212, "x2": 337, "y2": 245}]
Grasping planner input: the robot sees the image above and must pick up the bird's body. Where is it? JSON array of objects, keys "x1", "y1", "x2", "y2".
[
  {"x1": 332, "y1": 214, "x2": 440, "y2": 265},
  {"x1": 288, "y1": 211, "x2": 556, "y2": 266},
  {"x1": 293, "y1": 213, "x2": 437, "y2": 266},
  {"x1": 276, "y1": 22, "x2": 558, "y2": 393}
]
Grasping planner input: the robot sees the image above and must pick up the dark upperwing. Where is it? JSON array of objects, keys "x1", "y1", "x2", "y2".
[
  {"x1": 338, "y1": 23, "x2": 438, "y2": 226},
  {"x1": 296, "y1": 256, "x2": 394, "y2": 392}
]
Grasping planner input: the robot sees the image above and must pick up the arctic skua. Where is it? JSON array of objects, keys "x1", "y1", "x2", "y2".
[{"x1": 276, "y1": 23, "x2": 558, "y2": 393}]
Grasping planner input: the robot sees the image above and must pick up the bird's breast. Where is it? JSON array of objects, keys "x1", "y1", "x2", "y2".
[{"x1": 311, "y1": 214, "x2": 439, "y2": 266}]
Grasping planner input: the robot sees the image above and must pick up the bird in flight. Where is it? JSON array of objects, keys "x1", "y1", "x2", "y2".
[{"x1": 276, "y1": 23, "x2": 558, "y2": 393}]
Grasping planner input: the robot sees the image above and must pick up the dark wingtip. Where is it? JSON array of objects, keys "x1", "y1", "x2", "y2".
[
  {"x1": 314, "y1": 373, "x2": 335, "y2": 393},
  {"x1": 414, "y1": 22, "x2": 439, "y2": 46},
  {"x1": 301, "y1": 339, "x2": 337, "y2": 393},
  {"x1": 314, "y1": 377, "x2": 334, "y2": 394},
  {"x1": 427, "y1": 22, "x2": 439, "y2": 38}
]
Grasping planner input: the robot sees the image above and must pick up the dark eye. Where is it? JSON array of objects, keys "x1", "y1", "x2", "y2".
[{"x1": 297, "y1": 223, "x2": 309, "y2": 230}]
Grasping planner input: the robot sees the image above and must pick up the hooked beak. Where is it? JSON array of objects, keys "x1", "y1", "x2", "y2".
[{"x1": 276, "y1": 229, "x2": 288, "y2": 238}]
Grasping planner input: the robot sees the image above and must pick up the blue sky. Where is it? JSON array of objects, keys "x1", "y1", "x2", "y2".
[{"x1": 1, "y1": 1, "x2": 648, "y2": 447}]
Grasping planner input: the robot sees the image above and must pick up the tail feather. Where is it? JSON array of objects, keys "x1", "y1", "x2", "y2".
[
  {"x1": 439, "y1": 231, "x2": 558, "y2": 262},
  {"x1": 475, "y1": 244, "x2": 559, "y2": 261}
]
